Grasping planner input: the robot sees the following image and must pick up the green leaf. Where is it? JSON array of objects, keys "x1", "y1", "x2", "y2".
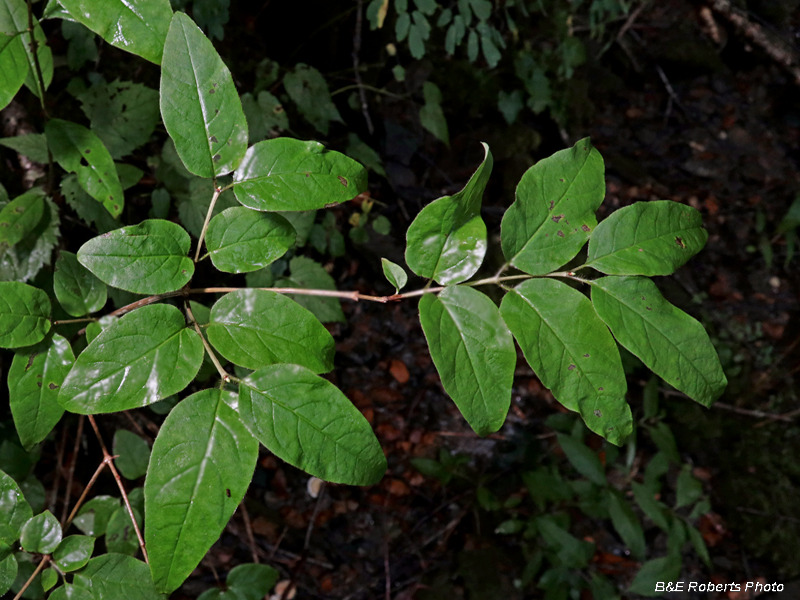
[
  {"x1": 591, "y1": 276, "x2": 727, "y2": 406},
  {"x1": 419, "y1": 82, "x2": 449, "y2": 145},
  {"x1": 160, "y1": 11, "x2": 247, "y2": 178},
  {"x1": 499, "y1": 279, "x2": 631, "y2": 445},
  {"x1": 556, "y1": 434, "x2": 605, "y2": 486},
  {"x1": 106, "y1": 506, "x2": 141, "y2": 555},
  {"x1": 207, "y1": 289, "x2": 334, "y2": 373},
  {"x1": 62, "y1": 20, "x2": 97, "y2": 70},
  {"x1": 381, "y1": 258, "x2": 407, "y2": 293},
  {"x1": 61, "y1": 175, "x2": 119, "y2": 233},
  {"x1": 73, "y1": 554, "x2": 163, "y2": 599},
  {"x1": 675, "y1": 465, "x2": 703, "y2": 508},
  {"x1": 344, "y1": 133, "x2": 385, "y2": 177},
  {"x1": 274, "y1": 256, "x2": 345, "y2": 323},
  {"x1": 0, "y1": 190, "x2": 45, "y2": 254},
  {"x1": 227, "y1": 563, "x2": 279, "y2": 600},
  {"x1": 536, "y1": 516, "x2": 594, "y2": 568},
  {"x1": 0, "y1": 282, "x2": 51, "y2": 349},
  {"x1": 241, "y1": 91, "x2": 288, "y2": 143},
  {"x1": 53, "y1": 535, "x2": 94, "y2": 572},
  {"x1": 41, "y1": 567, "x2": 57, "y2": 591},
  {"x1": 284, "y1": 64, "x2": 342, "y2": 135},
  {"x1": 607, "y1": 489, "x2": 646, "y2": 560},
  {"x1": 72, "y1": 495, "x2": 118, "y2": 537},
  {"x1": 687, "y1": 523, "x2": 711, "y2": 568},
  {"x1": 498, "y1": 89, "x2": 523, "y2": 125},
  {"x1": 0, "y1": 0, "x2": 52, "y2": 99},
  {"x1": 0, "y1": 195, "x2": 59, "y2": 283},
  {"x1": 59, "y1": 303, "x2": 204, "y2": 414},
  {"x1": 177, "y1": 178, "x2": 237, "y2": 238},
  {"x1": 54, "y1": 252, "x2": 107, "y2": 317},
  {"x1": 205, "y1": 207, "x2": 294, "y2": 273},
  {"x1": 239, "y1": 364, "x2": 386, "y2": 484},
  {"x1": 405, "y1": 144, "x2": 491, "y2": 284},
  {"x1": 501, "y1": 138, "x2": 604, "y2": 275},
  {"x1": 586, "y1": 201, "x2": 708, "y2": 276},
  {"x1": 113, "y1": 430, "x2": 150, "y2": 480},
  {"x1": 0, "y1": 33, "x2": 27, "y2": 111},
  {"x1": 58, "y1": 0, "x2": 171, "y2": 63},
  {"x1": 232, "y1": 138, "x2": 367, "y2": 212},
  {"x1": 0, "y1": 133, "x2": 48, "y2": 163},
  {"x1": 48, "y1": 584, "x2": 95, "y2": 600},
  {"x1": 45, "y1": 119, "x2": 124, "y2": 218},
  {"x1": 77, "y1": 220, "x2": 194, "y2": 295},
  {"x1": 76, "y1": 80, "x2": 161, "y2": 160},
  {"x1": 631, "y1": 482, "x2": 669, "y2": 531},
  {"x1": 20, "y1": 510, "x2": 61, "y2": 554},
  {"x1": 0, "y1": 544, "x2": 17, "y2": 596},
  {"x1": 627, "y1": 555, "x2": 681, "y2": 597},
  {"x1": 418, "y1": 285, "x2": 515, "y2": 436},
  {"x1": 9, "y1": 334, "x2": 74, "y2": 451},
  {"x1": 0, "y1": 468, "x2": 32, "y2": 544},
  {"x1": 145, "y1": 388, "x2": 257, "y2": 593}
]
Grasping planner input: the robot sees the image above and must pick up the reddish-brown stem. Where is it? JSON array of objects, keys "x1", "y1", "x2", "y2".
[
  {"x1": 87, "y1": 415, "x2": 149, "y2": 563},
  {"x1": 60, "y1": 415, "x2": 84, "y2": 525},
  {"x1": 240, "y1": 501, "x2": 260, "y2": 564},
  {"x1": 12, "y1": 556, "x2": 50, "y2": 600},
  {"x1": 63, "y1": 458, "x2": 109, "y2": 529}
]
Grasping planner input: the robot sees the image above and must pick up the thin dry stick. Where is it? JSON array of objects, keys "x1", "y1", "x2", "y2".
[
  {"x1": 352, "y1": 0, "x2": 374, "y2": 134},
  {"x1": 194, "y1": 186, "x2": 221, "y2": 262},
  {"x1": 63, "y1": 458, "x2": 110, "y2": 529},
  {"x1": 12, "y1": 556, "x2": 50, "y2": 600},
  {"x1": 186, "y1": 302, "x2": 232, "y2": 382},
  {"x1": 60, "y1": 414, "x2": 84, "y2": 525},
  {"x1": 240, "y1": 501, "x2": 260, "y2": 564},
  {"x1": 87, "y1": 415, "x2": 149, "y2": 563}
]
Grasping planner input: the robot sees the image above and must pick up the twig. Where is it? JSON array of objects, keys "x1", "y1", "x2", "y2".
[
  {"x1": 53, "y1": 317, "x2": 96, "y2": 326},
  {"x1": 186, "y1": 302, "x2": 232, "y2": 383},
  {"x1": 87, "y1": 415, "x2": 149, "y2": 563},
  {"x1": 712, "y1": 401, "x2": 793, "y2": 422},
  {"x1": 12, "y1": 556, "x2": 50, "y2": 600},
  {"x1": 60, "y1": 415, "x2": 84, "y2": 525},
  {"x1": 240, "y1": 501, "x2": 260, "y2": 564},
  {"x1": 616, "y1": 1, "x2": 648, "y2": 42},
  {"x1": 195, "y1": 185, "x2": 221, "y2": 262},
  {"x1": 352, "y1": 0, "x2": 374, "y2": 134},
  {"x1": 63, "y1": 458, "x2": 109, "y2": 529},
  {"x1": 281, "y1": 485, "x2": 327, "y2": 600},
  {"x1": 435, "y1": 430, "x2": 507, "y2": 440}
]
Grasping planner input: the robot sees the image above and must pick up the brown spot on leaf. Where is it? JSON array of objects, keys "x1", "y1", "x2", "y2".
[
  {"x1": 48, "y1": 383, "x2": 59, "y2": 390},
  {"x1": 557, "y1": 230, "x2": 565, "y2": 238},
  {"x1": 646, "y1": 306, "x2": 652, "y2": 310},
  {"x1": 594, "y1": 409, "x2": 602, "y2": 417},
  {"x1": 226, "y1": 488, "x2": 231, "y2": 497},
  {"x1": 549, "y1": 200, "x2": 554, "y2": 210},
  {"x1": 213, "y1": 154, "x2": 221, "y2": 162},
  {"x1": 274, "y1": 105, "x2": 284, "y2": 113},
  {"x1": 25, "y1": 353, "x2": 37, "y2": 371},
  {"x1": 305, "y1": 172, "x2": 310, "y2": 177},
  {"x1": 638, "y1": 248, "x2": 644, "y2": 252},
  {"x1": 675, "y1": 236, "x2": 686, "y2": 248},
  {"x1": 598, "y1": 387, "x2": 604, "y2": 391},
  {"x1": 338, "y1": 176, "x2": 348, "y2": 186},
  {"x1": 214, "y1": 109, "x2": 219, "y2": 114},
  {"x1": 559, "y1": 178, "x2": 565, "y2": 182},
  {"x1": 210, "y1": 135, "x2": 218, "y2": 144},
  {"x1": 37, "y1": 382, "x2": 42, "y2": 388},
  {"x1": 209, "y1": 88, "x2": 215, "y2": 94},
  {"x1": 568, "y1": 364, "x2": 576, "y2": 371},
  {"x1": 84, "y1": 149, "x2": 91, "y2": 154},
  {"x1": 581, "y1": 224, "x2": 590, "y2": 232},
  {"x1": 552, "y1": 215, "x2": 564, "y2": 223},
  {"x1": 583, "y1": 353, "x2": 589, "y2": 358}
]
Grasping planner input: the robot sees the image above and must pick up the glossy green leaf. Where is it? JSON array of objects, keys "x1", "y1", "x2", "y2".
[
  {"x1": 59, "y1": 303, "x2": 204, "y2": 414},
  {"x1": 607, "y1": 490, "x2": 646, "y2": 560},
  {"x1": 418, "y1": 285, "x2": 515, "y2": 436},
  {"x1": 419, "y1": 82, "x2": 449, "y2": 145},
  {"x1": 627, "y1": 554, "x2": 681, "y2": 597},
  {"x1": 239, "y1": 364, "x2": 386, "y2": 485},
  {"x1": 145, "y1": 388, "x2": 258, "y2": 593},
  {"x1": 687, "y1": 523, "x2": 711, "y2": 568},
  {"x1": 283, "y1": 64, "x2": 342, "y2": 135},
  {"x1": 0, "y1": 0, "x2": 52, "y2": 99},
  {"x1": 591, "y1": 276, "x2": 727, "y2": 406},
  {"x1": 207, "y1": 289, "x2": 334, "y2": 373},
  {"x1": 241, "y1": 91, "x2": 288, "y2": 142},
  {"x1": 631, "y1": 482, "x2": 669, "y2": 531},
  {"x1": 9, "y1": 334, "x2": 74, "y2": 451},
  {"x1": 0, "y1": 190, "x2": 44, "y2": 254},
  {"x1": 0, "y1": 468, "x2": 32, "y2": 544},
  {"x1": 205, "y1": 207, "x2": 294, "y2": 273},
  {"x1": 501, "y1": 138, "x2": 604, "y2": 275},
  {"x1": 0, "y1": 194, "x2": 58, "y2": 283},
  {"x1": 61, "y1": 175, "x2": 120, "y2": 234},
  {"x1": 381, "y1": 258, "x2": 407, "y2": 293},
  {"x1": 0, "y1": 133, "x2": 48, "y2": 163},
  {"x1": 41, "y1": 566, "x2": 57, "y2": 591},
  {"x1": 58, "y1": 0, "x2": 171, "y2": 64},
  {"x1": 72, "y1": 495, "x2": 119, "y2": 537},
  {"x1": 54, "y1": 252, "x2": 107, "y2": 317},
  {"x1": 113, "y1": 430, "x2": 150, "y2": 480},
  {"x1": 0, "y1": 33, "x2": 27, "y2": 111},
  {"x1": 0, "y1": 544, "x2": 17, "y2": 596},
  {"x1": 344, "y1": 133, "x2": 385, "y2": 177},
  {"x1": 73, "y1": 554, "x2": 163, "y2": 599},
  {"x1": 227, "y1": 563, "x2": 279, "y2": 600},
  {"x1": 76, "y1": 80, "x2": 161, "y2": 160},
  {"x1": 275, "y1": 256, "x2": 345, "y2": 323},
  {"x1": 232, "y1": 138, "x2": 367, "y2": 212},
  {"x1": 48, "y1": 583, "x2": 95, "y2": 600},
  {"x1": 586, "y1": 201, "x2": 708, "y2": 275},
  {"x1": 45, "y1": 119, "x2": 124, "y2": 218},
  {"x1": 77, "y1": 220, "x2": 194, "y2": 295},
  {"x1": 406, "y1": 143, "x2": 491, "y2": 284},
  {"x1": 53, "y1": 535, "x2": 94, "y2": 572},
  {"x1": 0, "y1": 282, "x2": 51, "y2": 349},
  {"x1": 556, "y1": 434, "x2": 605, "y2": 486},
  {"x1": 499, "y1": 278, "x2": 631, "y2": 445},
  {"x1": 20, "y1": 510, "x2": 61, "y2": 554},
  {"x1": 675, "y1": 464, "x2": 703, "y2": 508},
  {"x1": 160, "y1": 12, "x2": 247, "y2": 178},
  {"x1": 106, "y1": 506, "x2": 141, "y2": 555}
]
